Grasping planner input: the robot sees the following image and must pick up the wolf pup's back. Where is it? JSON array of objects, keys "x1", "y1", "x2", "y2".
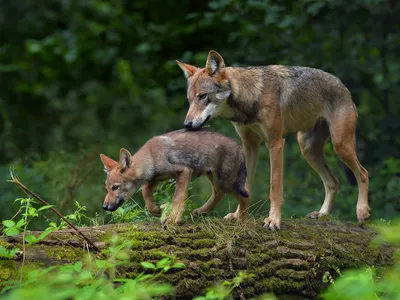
[{"x1": 158, "y1": 129, "x2": 248, "y2": 197}]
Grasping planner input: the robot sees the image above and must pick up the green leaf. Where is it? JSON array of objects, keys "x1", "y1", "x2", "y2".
[
  {"x1": 74, "y1": 261, "x2": 83, "y2": 272},
  {"x1": 25, "y1": 234, "x2": 38, "y2": 244},
  {"x1": 95, "y1": 259, "x2": 106, "y2": 269},
  {"x1": 140, "y1": 262, "x2": 156, "y2": 270},
  {"x1": 0, "y1": 246, "x2": 9, "y2": 257},
  {"x1": 146, "y1": 284, "x2": 173, "y2": 296},
  {"x1": 16, "y1": 219, "x2": 26, "y2": 228},
  {"x1": 8, "y1": 248, "x2": 20, "y2": 258},
  {"x1": 2, "y1": 220, "x2": 15, "y2": 228},
  {"x1": 172, "y1": 262, "x2": 186, "y2": 269},
  {"x1": 137, "y1": 274, "x2": 153, "y2": 281},
  {"x1": 163, "y1": 266, "x2": 171, "y2": 272},
  {"x1": 4, "y1": 227, "x2": 20, "y2": 236},
  {"x1": 28, "y1": 207, "x2": 38, "y2": 217},
  {"x1": 156, "y1": 257, "x2": 170, "y2": 267},
  {"x1": 38, "y1": 228, "x2": 55, "y2": 241},
  {"x1": 67, "y1": 214, "x2": 77, "y2": 220},
  {"x1": 38, "y1": 205, "x2": 53, "y2": 211},
  {"x1": 26, "y1": 40, "x2": 42, "y2": 53}
]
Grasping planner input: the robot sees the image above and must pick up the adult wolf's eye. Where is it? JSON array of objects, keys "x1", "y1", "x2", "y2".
[
  {"x1": 199, "y1": 94, "x2": 207, "y2": 100},
  {"x1": 112, "y1": 185, "x2": 119, "y2": 191}
]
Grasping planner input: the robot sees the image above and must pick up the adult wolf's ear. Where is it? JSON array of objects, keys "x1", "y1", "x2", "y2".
[
  {"x1": 176, "y1": 60, "x2": 197, "y2": 78},
  {"x1": 215, "y1": 90, "x2": 231, "y2": 100},
  {"x1": 206, "y1": 50, "x2": 225, "y2": 75},
  {"x1": 119, "y1": 148, "x2": 132, "y2": 172},
  {"x1": 100, "y1": 154, "x2": 118, "y2": 173}
]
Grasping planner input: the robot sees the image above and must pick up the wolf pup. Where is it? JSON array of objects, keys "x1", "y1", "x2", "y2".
[
  {"x1": 176, "y1": 50, "x2": 369, "y2": 230},
  {"x1": 100, "y1": 129, "x2": 249, "y2": 225}
]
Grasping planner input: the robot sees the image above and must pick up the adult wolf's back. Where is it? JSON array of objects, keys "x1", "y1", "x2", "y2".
[{"x1": 176, "y1": 50, "x2": 370, "y2": 230}]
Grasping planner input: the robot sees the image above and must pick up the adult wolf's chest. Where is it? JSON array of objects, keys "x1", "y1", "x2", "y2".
[{"x1": 227, "y1": 96, "x2": 260, "y2": 124}]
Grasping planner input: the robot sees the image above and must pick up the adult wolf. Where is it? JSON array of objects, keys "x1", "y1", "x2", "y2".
[{"x1": 176, "y1": 50, "x2": 369, "y2": 230}]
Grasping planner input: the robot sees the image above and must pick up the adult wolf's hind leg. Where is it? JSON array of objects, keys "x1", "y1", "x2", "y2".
[
  {"x1": 297, "y1": 121, "x2": 340, "y2": 219},
  {"x1": 330, "y1": 107, "x2": 370, "y2": 224}
]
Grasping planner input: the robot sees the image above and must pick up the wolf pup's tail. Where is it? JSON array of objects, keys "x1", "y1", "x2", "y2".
[{"x1": 234, "y1": 161, "x2": 249, "y2": 198}]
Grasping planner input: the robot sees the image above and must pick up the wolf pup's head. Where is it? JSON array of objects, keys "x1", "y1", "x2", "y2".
[
  {"x1": 100, "y1": 148, "x2": 141, "y2": 212},
  {"x1": 176, "y1": 50, "x2": 232, "y2": 130}
]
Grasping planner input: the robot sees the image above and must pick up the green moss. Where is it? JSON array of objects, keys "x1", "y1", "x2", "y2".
[
  {"x1": 43, "y1": 245, "x2": 86, "y2": 262},
  {"x1": 0, "y1": 260, "x2": 17, "y2": 283},
  {"x1": 0, "y1": 260, "x2": 45, "y2": 289}
]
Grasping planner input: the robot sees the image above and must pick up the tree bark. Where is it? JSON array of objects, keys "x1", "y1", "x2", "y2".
[{"x1": 0, "y1": 220, "x2": 394, "y2": 299}]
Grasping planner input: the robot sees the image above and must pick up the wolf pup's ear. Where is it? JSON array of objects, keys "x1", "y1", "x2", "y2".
[
  {"x1": 176, "y1": 60, "x2": 197, "y2": 78},
  {"x1": 206, "y1": 50, "x2": 225, "y2": 75},
  {"x1": 100, "y1": 154, "x2": 118, "y2": 173},
  {"x1": 119, "y1": 148, "x2": 132, "y2": 172}
]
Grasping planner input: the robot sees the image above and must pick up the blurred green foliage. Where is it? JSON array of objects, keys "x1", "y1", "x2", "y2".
[
  {"x1": 322, "y1": 220, "x2": 400, "y2": 300},
  {"x1": 0, "y1": 0, "x2": 399, "y2": 226}
]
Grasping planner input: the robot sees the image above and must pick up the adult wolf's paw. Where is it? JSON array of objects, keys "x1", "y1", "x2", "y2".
[
  {"x1": 263, "y1": 216, "x2": 281, "y2": 230},
  {"x1": 306, "y1": 211, "x2": 328, "y2": 219},
  {"x1": 357, "y1": 205, "x2": 370, "y2": 226}
]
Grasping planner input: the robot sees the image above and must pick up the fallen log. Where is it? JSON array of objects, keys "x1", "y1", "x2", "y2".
[{"x1": 0, "y1": 219, "x2": 394, "y2": 299}]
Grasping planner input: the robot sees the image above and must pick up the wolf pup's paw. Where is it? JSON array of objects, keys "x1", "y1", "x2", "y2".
[
  {"x1": 148, "y1": 206, "x2": 162, "y2": 217},
  {"x1": 263, "y1": 217, "x2": 281, "y2": 230},
  {"x1": 223, "y1": 212, "x2": 238, "y2": 222},
  {"x1": 191, "y1": 208, "x2": 207, "y2": 217}
]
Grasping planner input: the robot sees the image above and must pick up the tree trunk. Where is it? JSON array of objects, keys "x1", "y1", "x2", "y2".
[{"x1": 0, "y1": 220, "x2": 394, "y2": 299}]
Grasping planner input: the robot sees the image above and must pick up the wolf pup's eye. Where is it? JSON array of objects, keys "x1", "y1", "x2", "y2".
[
  {"x1": 199, "y1": 94, "x2": 207, "y2": 100},
  {"x1": 112, "y1": 185, "x2": 119, "y2": 191}
]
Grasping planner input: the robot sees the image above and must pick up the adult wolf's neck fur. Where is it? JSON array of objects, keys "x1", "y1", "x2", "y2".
[
  {"x1": 223, "y1": 67, "x2": 265, "y2": 124},
  {"x1": 225, "y1": 67, "x2": 265, "y2": 104}
]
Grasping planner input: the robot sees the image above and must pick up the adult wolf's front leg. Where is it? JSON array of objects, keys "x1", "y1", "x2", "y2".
[{"x1": 263, "y1": 138, "x2": 285, "y2": 230}]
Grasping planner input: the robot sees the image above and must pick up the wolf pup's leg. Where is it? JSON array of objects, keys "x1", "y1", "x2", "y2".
[
  {"x1": 142, "y1": 181, "x2": 161, "y2": 217},
  {"x1": 165, "y1": 166, "x2": 193, "y2": 225},
  {"x1": 192, "y1": 174, "x2": 225, "y2": 216},
  {"x1": 223, "y1": 195, "x2": 250, "y2": 221},
  {"x1": 231, "y1": 123, "x2": 261, "y2": 218}
]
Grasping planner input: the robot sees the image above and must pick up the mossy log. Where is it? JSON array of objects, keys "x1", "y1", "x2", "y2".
[{"x1": 0, "y1": 219, "x2": 394, "y2": 299}]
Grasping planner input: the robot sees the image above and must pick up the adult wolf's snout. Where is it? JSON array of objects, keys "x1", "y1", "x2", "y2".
[{"x1": 183, "y1": 120, "x2": 193, "y2": 129}]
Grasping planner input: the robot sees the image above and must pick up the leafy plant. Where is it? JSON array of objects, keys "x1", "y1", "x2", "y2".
[
  {"x1": 194, "y1": 271, "x2": 255, "y2": 300},
  {"x1": 321, "y1": 221, "x2": 400, "y2": 300},
  {"x1": 0, "y1": 246, "x2": 20, "y2": 259},
  {"x1": 1, "y1": 232, "x2": 185, "y2": 300}
]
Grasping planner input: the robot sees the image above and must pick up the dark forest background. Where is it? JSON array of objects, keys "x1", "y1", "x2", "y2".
[{"x1": 0, "y1": 0, "x2": 399, "y2": 228}]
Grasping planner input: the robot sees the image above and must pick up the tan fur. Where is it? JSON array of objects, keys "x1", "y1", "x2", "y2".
[
  {"x1": 176, "y1": 50, "x2": 370, "y2": 230},
  {"x1": 100, "y1": 129, "x2": 249, "y2": 225}
]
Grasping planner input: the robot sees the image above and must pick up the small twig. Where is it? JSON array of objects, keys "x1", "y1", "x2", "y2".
[
  {"x1": 8, "y1": 169, "x2": 101, "y2": 252},
  {"x1": 0, "y1": 208, "x2": 22, "y2": 233}
]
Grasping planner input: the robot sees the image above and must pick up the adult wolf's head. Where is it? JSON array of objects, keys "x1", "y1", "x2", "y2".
[
  {"x1": 176, "y1": 50, "x2": 232, "y2": 130},
  {"x1": 99, "y1": 149, "x2": 141, "y2": 212}
]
